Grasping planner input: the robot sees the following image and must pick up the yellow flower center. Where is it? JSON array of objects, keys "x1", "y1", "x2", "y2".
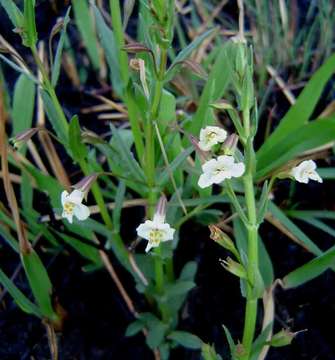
[
  {"x1": 149, "y1": 228, "x2": 164, "y2": 246},
  {"x1": 205, "y1": 131, "x2": 217, "y2": 142},
  {"x1": 64, "y1": 201, "x2": 75, "y2": 215}
]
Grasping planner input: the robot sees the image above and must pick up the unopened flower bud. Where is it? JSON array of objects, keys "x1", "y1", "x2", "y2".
[
  {"x1": 269, "y1": 329, "x2": 299, "y2": 347},
  {"x1": 188, "y1": 134, "x2": 209, "y2": 163},
  {"x1": 220, "y1": 257, "x2": 247, "y2": 279},
  {"x1": 72, "y1": 173, "x2": 98, "y2": 195},
  {"x1": 222, "y1": 133, "x2": 239, "y2": 155},
  {"x1": 10, "y1": 127, "x2": 39, "y2": 149},
  {"x1": 129, "y1": 58, "x2": 149, "y2": 98},
  {"x1": 153, "y1": 194, "x2": 167, "y2": 223}
]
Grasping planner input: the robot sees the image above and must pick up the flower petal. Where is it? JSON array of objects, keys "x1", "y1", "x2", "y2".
[
  {"x1": 136, "y1": 220, "x2": 154, "y2": 240},
  {"x1": 68, "y1": 189, "x2": 85, "y2": 205},
  {"x1": 202, "y1": 158, "x2": 218, "y2": 173},
  {"x1": 62, "y1": 210, "x2": 73, "y2": 224},
  {"x1": 217, "y1": 155, "x2": 235, "y2": 166},
  {"x1": 231, "y1": 162, "x2": 245, "y2": 177},
  {"x1": 145, "y1": 241, "x2": 155, "y2": 253},
  {"x1": 74, "y1": 204, "x2": 90, "y2": 221},
  {"x1": 61, "y1": 190, "x2": 69, "y2": 206},
  {"x1": 309, "y1": 171, "x2": 323, "y2": 183},
  {"x1": 198, "y1": 172, "x2": 213, "y2": 188}
]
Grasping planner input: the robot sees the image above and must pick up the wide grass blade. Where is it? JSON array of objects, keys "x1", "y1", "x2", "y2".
[
  {"x1": 257, "y1": 53, "x2": 335, "y2": 172},
  {"x1": 21, "y1": 249, "x2": 59, "y2": 322},
  {"x1": 72, "y1": 0, "x2": 100, "y2": 69},
  {"x1": 51, "y1": 7, "x2": 71, "y2": 87},
  {"x1": 0, "y1": 267, "x2": 41, "y2": 317},
  {"x1": 12, "y1": 74, "x2": 35, "y2": 137},
  {"x1": 283, "y1": 245, "x2": 335, "y2": 289}
]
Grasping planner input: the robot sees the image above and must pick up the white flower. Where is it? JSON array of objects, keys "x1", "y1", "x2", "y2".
[
  {"x1": 199, "y1": 126, "x2": 227, "y2": 151},
  {"x1": 61, "y1": 189, "x2": 90, "y2": 224},
  {"x1": 290, "y1": 160, "x2": 322, "y2": 184},
  {"x1": 136, "y1": 213, "x2": 175, "y2": 253},
  {"x1": 198, "y1": 155, "x2": 245, "y2": 188}
]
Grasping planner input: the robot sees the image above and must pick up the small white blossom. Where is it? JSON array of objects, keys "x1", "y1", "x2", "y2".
[
  {"x1": 136, "y1": 213, "x2": 175, "y2": 253},
  {"x1": 198, "y1": 155, "x2": 245, "y2": 188},
  {"x1": 61, "y1": 189, "x2": 90, "y2": 224},
  {"x1": 290, "y1": 160, "x2": 322, "y2": 184},
  {"x1": 199, "y1": 126, "x2": 227, "y2": 151}
]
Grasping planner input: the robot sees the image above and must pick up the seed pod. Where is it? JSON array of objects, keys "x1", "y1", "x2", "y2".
[
  {"x1": 210, "y1": 100, "x2": 234, "y2": 110},
  {"x1": 220, "y1": 257, "x2": 247, "y2": 279},
  {"x1": 122, "y1": 42, "x2": 152, "y2": 54},
  {"x1": 268, "y1": 329, "x2": 298, "y2": 347}
]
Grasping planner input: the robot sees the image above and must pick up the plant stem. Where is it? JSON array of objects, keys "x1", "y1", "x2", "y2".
[{"x1": 241, "y1": 109, "x2": 259, "y2": 359}]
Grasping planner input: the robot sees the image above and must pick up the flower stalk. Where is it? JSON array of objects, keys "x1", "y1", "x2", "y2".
[{"x1": 240, "y1": 97, "x2": 259, "y2": 360}]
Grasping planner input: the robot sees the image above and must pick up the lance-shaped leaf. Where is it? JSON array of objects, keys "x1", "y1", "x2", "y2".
[
  {"x1": 21, "y1": 249, "x2": 59, "y2": 322},
  {"x1": 23, "y1": 0, "x2": 37, "y2": 47},
  {"x1": 283, "y1": 245, "x2": 335, "y2": 289},
  {"x1": 0, "y1": 267, "x2": 41, "y2": 317}
]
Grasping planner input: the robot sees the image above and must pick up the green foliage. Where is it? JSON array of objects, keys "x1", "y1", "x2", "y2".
[
  {"x1": 21, "y1": 249, "x2": 59, "y2": 322},
  {"x1": 72, "y1": 0, "x2": 100, "y2": 69},
  {"x1": 23, "y1": 0, "x2": 37, "y2": 47}
]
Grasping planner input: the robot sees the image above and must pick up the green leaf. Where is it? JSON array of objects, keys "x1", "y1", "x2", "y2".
[
  {"x1": 0, "y1": 224, "x2": 19, "y2": 253},
  {"x1": 188, "y1": 42, "x2": 232, "y2": 135},
  {"x1": 12, "y1": 74, "x2": 35, "y2": 138},
  {"x1": 258, "y1": 235, "x2": 274, "y2": 288},
  {"x1": 165, "y1": 280, "x2": 195, "y2": 298},
  {"x1": 23, "y1": 0, "x2": 37, "y2": 47},
  {"x1": 146, "y1": 321, "x2": 167, "y2": 349},
  {"x1": 40, "y1": 89, "x2": 68, "y2": 145},
  {"x1": 21, "y1": 249, "x2": 59, "y2": 321},
  {"x1": 257, "y1": 180, "x2": 269, "y2": 224},
  {"x1": 250, "y1": 323, "x2": 273, "y2": 360},
  {"x1": 283, "y1": 245, "x2": 335, "y2": 289},
  {"x1": 0, "y1": 54, "x2": 38, "y2": 83},
  {"x1": 0, "y1": 0, "x2": 23, "y2": 28},
  {"x1": 168, "y1": 331, "x2": 202, "y2": 349},
  {"x1": 68, "y1": 115, "x2": 87, "y2": 161},
  {"x1": 201, "y1": 343, "x2": 222, "y2": 360},
  {"x1": 222, "y1": 324, "x2": 236, "y2": 356},
  {"x1": 73, "y1": 0, "x2": 100, "y2": 69},
  {"x1": 165, "y1": 28, "x2": 215, "y2": 82},
  {"x1": 110, "y1": 124, "x2": 146, "y2": 182},
  {"x1": 257, "y1": 117, "x2": 335, "y2": 178},
  {"x1": 0, "y1": 267, "x2": 41, "y2": 317},
  {"x1": 56, "y1": 232, "x2": 101, "y2": 264},
  {"x1": 257, "y1": 54, "x2": 335, "y2": 164},
  {"x1": 51, "y1": 7, "x2": 71, "y2": 87},
  {"x1": 268, "y1": 201, "x2": 322, "y2": 256},
  {"x1": 125, "y1": 319, "x2": 145, "y2": 336},
  {"x1": 179, "y1": 261, "x2": 197, "y2": 281},
  {"x1": 157, "y1": 147, "x2": 193, "y2": 187},
  {"x1": 112, "y1": 180, "x2": 125, "y2": 232},
  {"x1": 93, "y1": 5, "x2": 122, "y2": 95}
]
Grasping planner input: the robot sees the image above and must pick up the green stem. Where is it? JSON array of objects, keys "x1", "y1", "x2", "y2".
[{"x1": 241, "y1": 109, "x2": 259, "y2": 359}]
